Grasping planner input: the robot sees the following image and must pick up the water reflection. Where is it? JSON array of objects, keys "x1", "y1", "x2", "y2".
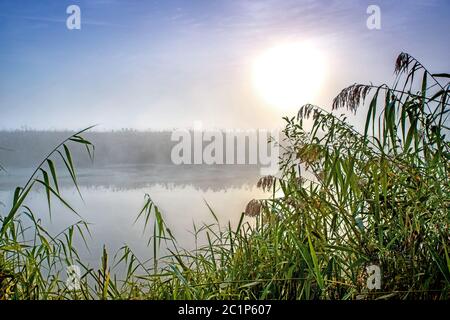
[
  {"x1": 0, "y1": 164, "x2": 262, "y2": 191},
  {"x1": 0, "y1": 164, "x2": 267, "y2": 267}
]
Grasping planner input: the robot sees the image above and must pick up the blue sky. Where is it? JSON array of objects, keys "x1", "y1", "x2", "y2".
[{"x1": 0, "y1": 0, "x2": 449, "y2": 130}]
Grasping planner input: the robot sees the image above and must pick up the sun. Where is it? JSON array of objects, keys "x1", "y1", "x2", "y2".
[{"x1": 252, "y1": 42, "x2": 326, "y2": 111}]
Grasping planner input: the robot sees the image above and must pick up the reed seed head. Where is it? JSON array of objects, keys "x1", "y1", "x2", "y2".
[
  {"x1": 257, "y1": 175, "x2": 275, "y2": 192},
  {"x1": 244, "y1": 199, "x2": 262, "y2": 217}
]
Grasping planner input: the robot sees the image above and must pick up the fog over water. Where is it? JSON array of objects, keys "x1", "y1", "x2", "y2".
[{"x1": 0, "y1": 131, "x2": 268, "y2": 266}]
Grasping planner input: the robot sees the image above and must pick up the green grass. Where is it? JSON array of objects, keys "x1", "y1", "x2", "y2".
[{"x1": 0, "y1": 52, "x2": 449, "y2": 300}]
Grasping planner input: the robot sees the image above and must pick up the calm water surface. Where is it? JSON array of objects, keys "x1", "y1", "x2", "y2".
[{"x1": 0, "y1": 164, "x2": 267, "y2": 267}]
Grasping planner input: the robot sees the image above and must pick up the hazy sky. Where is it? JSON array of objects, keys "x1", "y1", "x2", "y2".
[{"x1": 0, "y1": 0, "x2": 449, "y2": 130}]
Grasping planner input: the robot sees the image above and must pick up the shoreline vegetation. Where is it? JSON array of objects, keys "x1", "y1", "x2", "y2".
[{"x1": 0, "y1": 53, "x2": 449, "y2": 300}]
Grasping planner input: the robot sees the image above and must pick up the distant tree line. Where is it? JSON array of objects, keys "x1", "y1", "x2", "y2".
[
  {"x1": 0, "y1": 130, "x2": 264, "y2": 169},
  {"x1": 0, "y1": 130, "x2": 175, "y2": 168}
]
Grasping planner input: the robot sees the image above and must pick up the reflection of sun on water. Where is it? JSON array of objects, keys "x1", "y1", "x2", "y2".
[{"x1": 252, "y1": 42, "x2": 326, "y2": 111}]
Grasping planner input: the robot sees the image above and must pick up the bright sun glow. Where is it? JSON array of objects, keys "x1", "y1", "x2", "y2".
[{"x1": 252, "y1": 42, "x2": 326, "y2": 110}]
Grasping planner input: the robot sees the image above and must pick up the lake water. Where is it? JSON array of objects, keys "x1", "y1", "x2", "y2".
[{"x1": 0, "y1": 164, "x2": 267, "y2": 267}]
